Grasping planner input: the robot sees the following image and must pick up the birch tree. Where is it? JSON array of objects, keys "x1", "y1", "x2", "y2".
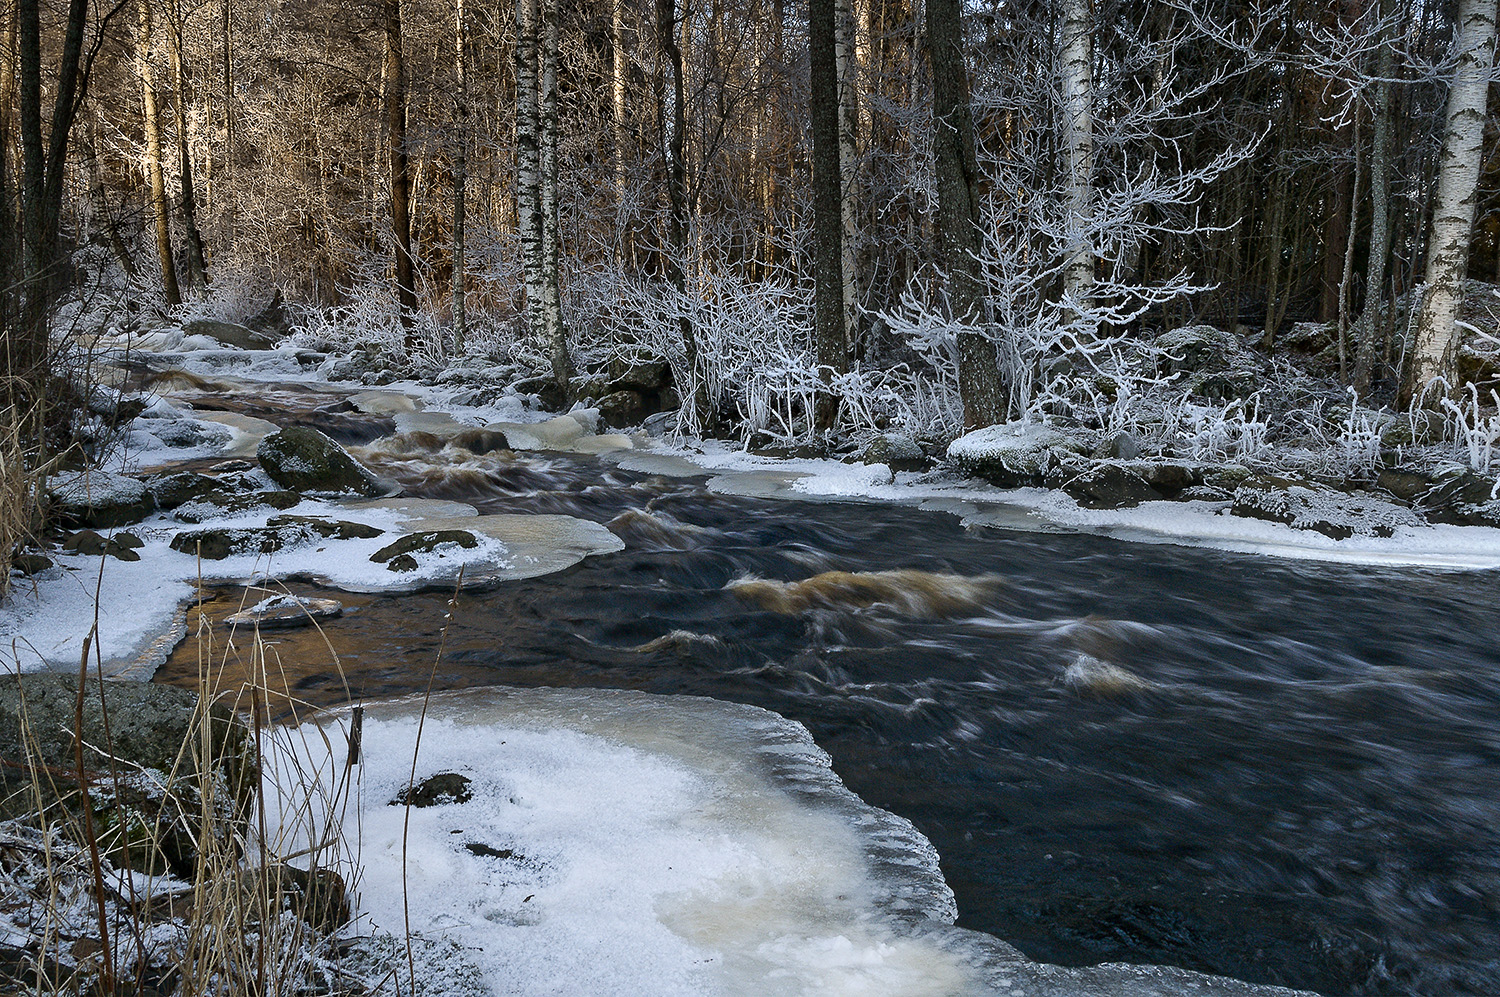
[
  {"x1": 1408, "y1": 0, "x2": 1496, "y2": 397},
  {"x1": 1059, "y1": 0, "x2": 1093, "y2": 307},
  {"x1": 517, "y1": 0, "x2": 571, "y2": 390}
]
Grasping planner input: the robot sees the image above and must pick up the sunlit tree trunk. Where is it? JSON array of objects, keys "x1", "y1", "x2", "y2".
[
  {"x1": 383, "y1": 0, "x2": 417, "y2": 342},
  {"x1": 166, "y1": 0, "x2": 207, "y2": 293},
  {"x1": 138, "y1": 0, "x2": 181, "y2": 306},
  {"x1": 927, "y1": 0, "x2": 1004, "y2": 427},
  {"x1": 1408, "y1": 0, "x2": 1496, "y2": 398}
]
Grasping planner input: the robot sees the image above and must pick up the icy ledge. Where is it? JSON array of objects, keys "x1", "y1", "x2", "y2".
[{"x1": 267, "y1": 686, "x2": 1309, "y2": 997}]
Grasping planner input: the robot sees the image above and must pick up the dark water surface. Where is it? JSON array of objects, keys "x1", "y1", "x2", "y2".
[{"x1": 160, "y1": 447, "x2": 1500, "y2": 996}]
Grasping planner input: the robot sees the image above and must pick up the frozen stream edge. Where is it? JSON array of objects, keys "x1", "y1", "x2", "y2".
[{"x1": 268, "y1": 686, "x2": 1312, "y2": 997}]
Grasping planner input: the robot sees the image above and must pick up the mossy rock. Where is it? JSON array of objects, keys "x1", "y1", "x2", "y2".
[
  {"x1": 173, "y1": 489, "x2": 302, "y2": 523},
  {"x1": 170, "y1": 525, "x2": 304, "y2": 560},
  {"x1": 267, "y1": 515, "x2": 384, "y2": 541},
  {"x1": 257, "y1": 427, "x2": 385, "y2": 496},
  {"x1": 370, "y1": 530, "x2": 479, "y2": 570},
  {"x1": 0, "y1": 675, "x2": 255, "y2": 876}
]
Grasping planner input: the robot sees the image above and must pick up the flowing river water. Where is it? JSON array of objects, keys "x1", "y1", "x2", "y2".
[{"x1": 153, "y1": 400, "x2": 1500, "y2": 997}]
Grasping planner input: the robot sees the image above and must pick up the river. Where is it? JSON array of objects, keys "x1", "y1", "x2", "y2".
[{"x1": 155, "y1": 408, "x2": 1500, "y2": 997}]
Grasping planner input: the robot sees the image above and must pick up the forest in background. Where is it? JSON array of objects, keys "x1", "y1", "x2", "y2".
[{"x1": 4, "y1": 0, "x2": 1500, "y2": 459}]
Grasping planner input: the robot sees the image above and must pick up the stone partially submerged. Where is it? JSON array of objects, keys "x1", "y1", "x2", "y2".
[{"x1": 258, "y1": 426, "x2": 387, "y2": 496}]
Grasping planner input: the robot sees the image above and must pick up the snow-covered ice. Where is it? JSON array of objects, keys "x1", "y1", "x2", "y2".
[{"x1": 263, "y1": 686, "x2": 1311, "y2": 997}]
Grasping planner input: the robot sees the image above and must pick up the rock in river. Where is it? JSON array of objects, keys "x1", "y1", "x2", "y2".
[{"x1": 257, "y1": 426, "x2": 386, "y2": 496}]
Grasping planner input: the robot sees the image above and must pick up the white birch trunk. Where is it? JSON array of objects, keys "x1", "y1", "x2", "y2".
[
  {"x1": 538, "y1": 0, "x2": 570, "y2": 387},
  {"x1": 1410, "y1": 0, "x2": 1497, "y2": 394},
  {"x1": 514, "y1": 0, "x2": 543, "y2": 346},
  {"x1": 1060, "y1": 0, "x2": 1094, "y2": 305}
]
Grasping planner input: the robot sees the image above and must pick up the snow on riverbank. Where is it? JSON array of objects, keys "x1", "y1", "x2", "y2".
[
  {"x1": 0, "y1": 495, "x2": 620, "y2": 676},
  {"x1": 616, "y1": 444, "x2": 1500, "y2": 571},
  {"x1": 264, "y1": 686, "x2": 1307, "y2": 997}
]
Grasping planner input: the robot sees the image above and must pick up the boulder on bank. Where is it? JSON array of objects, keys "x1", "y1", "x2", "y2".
[
  {"x1": 257, "y1": 426, "x2": 385, "y2": 496},
  {"x1": 1378, "y1": 464, "x2": 1500, "y2": 527},
  {"x1": 1155, "y1": 325, "x2": 1265, "y2": 400},
  {"x1": 146, "y1": 471, "x2": 223, "y2": 510},
  {"x1": 857, "y1": 433, "x2": 931, "y2": 473},
  {"x1": 0, "y1": 674, "x2": 253, "y2": 875},
  {"x1": 370, "y1": 530, "x2": 479, "y2": 572},
  {"x1": 47, "y1": 470, "x2": 154, "y2": 528},
  {"x1": 1057, "y1": 462, "x2": 1158, "y2": 508},
  {"x1": 1231, "y1": 476, "x2": 1426, "y2": 540},
  {"x1": 947, "y1": 422, "x2": 1092, "y2": 487}
]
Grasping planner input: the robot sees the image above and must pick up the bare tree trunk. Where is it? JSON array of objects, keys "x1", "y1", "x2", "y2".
[
  {"x1": 166, "y1": 0, "x2": 207, "y2": 293},
  {"x1": 1260, "y1": 169, "x2": 1287, "y2": 348},
  {"x1": 219, "y1": 0, "x2": 234, "y2": 245},
  {"x1": 1353, "y1": 17, "x2": 1394, "y2": 393},
  {"x1": 538, "y1": 0, "x2": 568, "y2": 387},
  {"x1": 834, "y1": 0, "x2": 859, "y2": 356},
  {"x1": 926, "y1": 0, "x2": 1004, "y2": 427},
  {"x1": 657, "y1": 0, "x2": 707, "y2": 428},
  {"x1": 1337, "y1": 116, "x2": 1363, "y2": 383},
  {"x1": 811, "y1": 0, "x2": 849, "y2": 430},
  {"x1": 383, "y1": 0, "x2": 417, "y2": 342},
  {"x1": 138, "y1": 0, "x2": 181, "y2": 306},
  {"x1": 1, "y1": 3, "x2": 18, "y2": 297},
  {"x1": 452, "y1": 0, "x2": 467, "y2": 353},
  {"x1": 516, "y1": 0, "x2": 542, "y2": 348},
  {"x1": 1407, "y1": 0, "x2": 1496, "y2": 399},
  {"x1": 1059, "y1": 0, "x2": 1093, "y2": 306},
  {"x1": 612, "y1": 0, "x2": 630, "y2": 267}
]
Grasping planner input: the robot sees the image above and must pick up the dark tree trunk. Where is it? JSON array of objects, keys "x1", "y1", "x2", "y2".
[
  {"x1": 383, "y1": 0, "x2": 417, "y2": 342},
  {"x1": 810, "y1": 0, "x2": 848, "y2": 429},
  {"x1": 925, "y1": 0, "x2": 1004, "y2": 427}
]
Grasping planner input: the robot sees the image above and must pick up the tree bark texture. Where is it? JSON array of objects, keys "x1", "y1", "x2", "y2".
[
  {"x1": 138, "y1": 0, "x2": 181, "y2": 306},
  {"x1": 452, "y1": 0, "x2": 467, "y2": 353},
  {"x1": 834, "y1": 0, "x2": 859, "y2": 356},
  {"x1": 1353, "y1": 10, "x2": 1395, "y2": 393},
  {"x1": 926, "y1": 0, "x2": 1004, "y2": 428},
  {"x1": 383, "y1": 0, "x2": 418, "y2": 341},
  {"x1": 517, "y1": 0, "x2": 571, "y2": 391},
  {"x1": 811, "y1": 0, "x2": 849, "y2": 426},
  {"x1": 1408, "y1": 0, "x2": 1496, "y2": 397},
  {"x1": 657, "y1": 0, "x2": 707, "y2": 428},
  {"x1": 1059, "y1": 0, "x2": 1094, "y2": 305},
  {"x1": 166, "y1": 0, "x2": 208, "y2": 292}
]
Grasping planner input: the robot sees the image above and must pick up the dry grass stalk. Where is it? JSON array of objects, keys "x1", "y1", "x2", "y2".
[{"x1": 2, "y1": 576, "x2": 374, "y2": 997}]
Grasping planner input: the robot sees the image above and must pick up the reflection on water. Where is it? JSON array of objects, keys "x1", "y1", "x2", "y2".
[{"x1": 157, "y1": 437, "x2": 1500, "y2": 997}]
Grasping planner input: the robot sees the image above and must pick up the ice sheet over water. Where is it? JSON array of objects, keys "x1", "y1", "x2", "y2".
[{"x1": 264, "y1": 687, "x2": 1310, "y2": 997}]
